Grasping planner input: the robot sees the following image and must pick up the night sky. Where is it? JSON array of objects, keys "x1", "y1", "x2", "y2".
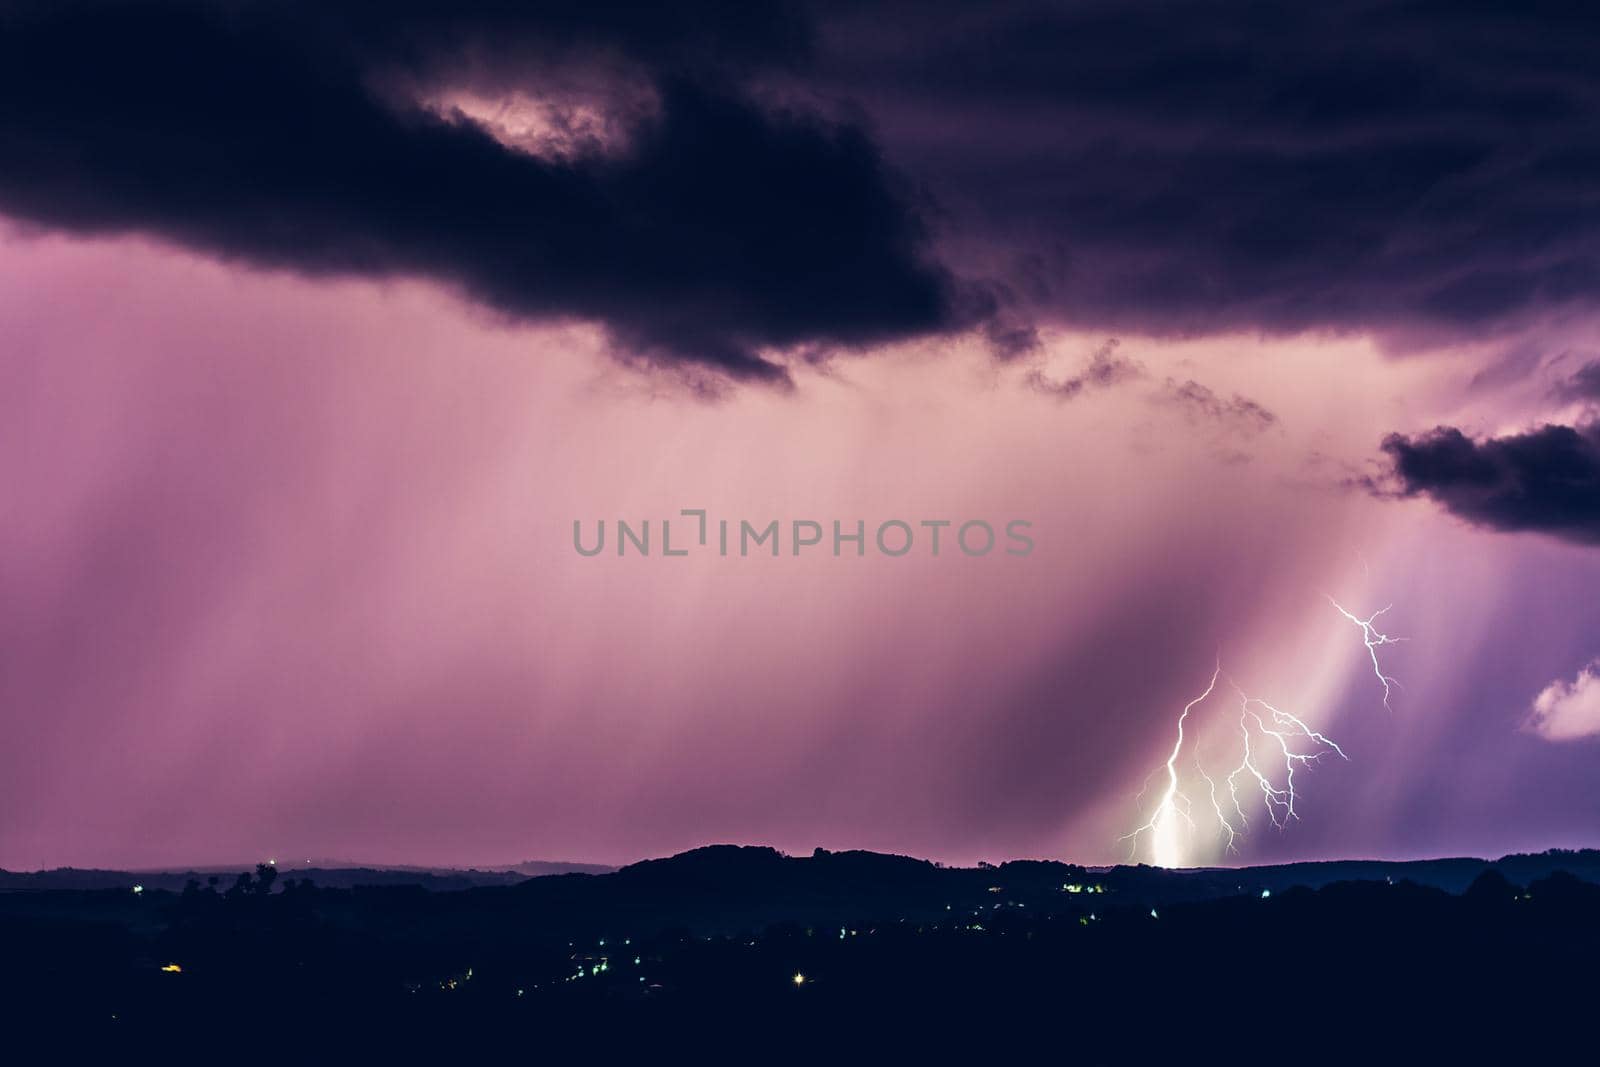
[{"x1": 3, "y1": 1, "x2": 1599, "y2": 871}]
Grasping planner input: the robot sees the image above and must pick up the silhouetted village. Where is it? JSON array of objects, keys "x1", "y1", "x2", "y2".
[{"x1": 5, "y1": 846, "x2": 1598, "y2": 1059}]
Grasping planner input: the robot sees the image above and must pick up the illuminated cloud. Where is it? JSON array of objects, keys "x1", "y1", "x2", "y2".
[{"x1": 1528, "y1": 662, "x2": 1600, "y2": 742}]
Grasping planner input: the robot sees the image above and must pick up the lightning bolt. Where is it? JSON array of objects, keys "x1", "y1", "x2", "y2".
[
  {"x1": 1226, "y1": 688, "x2": 1347, "y2": 830},
  {"x1": 1121, "y1": 664, "x2": 1220, "y2": 867},
  {"x1": 1327, "y1": 596, "x2": 1405, "y2": 711},
  {"x1": 1120, "y1": 589, "x2": 1406, "y2": 866},
  {"x1": 1194, "y1": 759, "x2": 1238, "y2": 854},
  {"x1": 1124, "y1": 667, "x2": 1346, "y2": 866}
]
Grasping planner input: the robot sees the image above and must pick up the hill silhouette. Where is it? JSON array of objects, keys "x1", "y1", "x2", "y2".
[{"x1": 3, "y1": 845, "x2": 1596, "y2": 1059}]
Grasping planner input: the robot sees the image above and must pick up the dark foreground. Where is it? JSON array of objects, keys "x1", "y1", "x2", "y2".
[{"x1": 4, "y1": 846, "x2": 1596, "y2": 1061}]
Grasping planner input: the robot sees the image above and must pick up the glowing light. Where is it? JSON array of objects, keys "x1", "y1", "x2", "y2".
[
  {"x1": 1124, "y1": 663, "x2": 1347, "y2": 866},
  {"x1": 1121, "y1": 664, "x2": 1221, "y2": 867},
  {"x1": 1327, "y1": 596, "x2": 1405, "y2": 711},
  {"x1": 1223, "y1": 685, "x2": 1347, "y2": 831},
  {"x1": 792, "y1": 973, "x2": 806, "y2": 986},
  {"x1": 160, "y1": 963, "x2": 182, "y2": 973},
  {"x1": 131, "y1": 885, "x2": 143, "y2": 895},
  {"x1": 1260, "y1": 889, "x2": 1271, "y2": 899}
]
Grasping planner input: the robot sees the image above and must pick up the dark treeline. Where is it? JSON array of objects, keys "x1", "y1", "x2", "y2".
[{"x1": 4, "y1": 846, "x2": 1595, "y2": 1060}]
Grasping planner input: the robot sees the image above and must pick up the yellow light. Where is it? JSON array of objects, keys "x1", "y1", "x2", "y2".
[
  {"x1": 160, "y1": 963, "x2": 182, "y2": 973},
  {"x1": 792, "y1": 973, "x2": 806, "y2": 986}
]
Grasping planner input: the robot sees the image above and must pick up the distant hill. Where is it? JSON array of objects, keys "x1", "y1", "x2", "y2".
[
  {"x1": 470, "y1": 844, "x2": 1600, "y2": 934},
  {"x1": 1193, "y1": 849, "x2": 1600, "y2": 894},
  {"x1": 3, "y1": 846, "x2": 1594, "y2": 906},
  {"x1": 503, "y1": 859, "x2": 616, "y2": 878},
  {"x1": 0, "y1": 858, "x2": 613, "y2": 893}
]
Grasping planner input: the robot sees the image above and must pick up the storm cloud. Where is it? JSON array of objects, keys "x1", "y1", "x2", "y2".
[
  {"x1": 821, "y1": 0, "x2": 1600, "y2": 337},
  {"x1": 4, "y1": 1, "x2": 1600, "y2": 380},
  {"x1": 1381, "y1": 423, "x2": 1600, "y2": 543},
  {"x1": 0, "y1": 1, "x2": 964, "y2": 382}
]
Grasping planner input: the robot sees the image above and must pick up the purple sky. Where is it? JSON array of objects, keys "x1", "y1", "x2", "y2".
[{"x1": 2, "y1": 1, "x2": 1599, "y2": 870}]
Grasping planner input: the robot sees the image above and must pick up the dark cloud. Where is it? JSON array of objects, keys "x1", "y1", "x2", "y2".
[
  {"x1": 0, "y1": 1, "x2": 966, "y2": 382},
  {"x1": 1023, "y1": 337, "x2": 1142, "y2": 399},
  {"x1": 1381, "y1": 423, "x2": 1600, "y2": 542},
  {"x1": 812, "y1": 0, "x2": 1600, "y2": 338},
  {"x1": 5, "y1": 1, "x2": 1600, "y2": 377},
  {"x1": 983, "y1": 317, "x2": 1044, "y2": 363}
]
